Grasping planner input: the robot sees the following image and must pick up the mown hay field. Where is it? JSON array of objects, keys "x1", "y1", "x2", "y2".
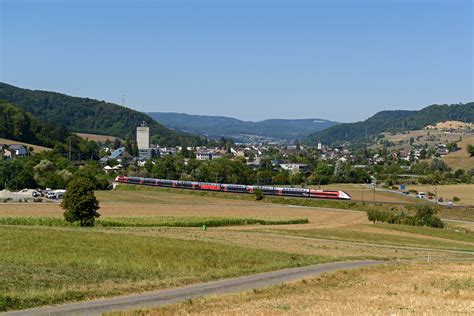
[{"x1": 133, "y1": 261, "x2": 474, "y2": 315}]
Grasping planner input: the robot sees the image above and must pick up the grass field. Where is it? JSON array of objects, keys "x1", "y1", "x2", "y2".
[
  {"x1": 1, "y1": 187, "x2": 473, "y2": 312},
  {"x1": 129, "y1": 261, "x2": 474, "y2": 315},
  {"x1": 0, "y1": 137, "x2": 51, "y2": 153},
  {"x1": 0, "y1": 226, "x2": 327, "y2": 311}
]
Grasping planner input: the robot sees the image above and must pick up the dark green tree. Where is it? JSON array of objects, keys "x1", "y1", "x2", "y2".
[
  {"x1": 62, "y1": 177, "x2": 100, "y2": 227},
  {"x1": 467, "y1": 144, "x2": 474, "y2": 157}
]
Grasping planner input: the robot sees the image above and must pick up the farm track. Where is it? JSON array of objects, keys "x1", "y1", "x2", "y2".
[{"x1": 4, "y1": 261, "x2": 382, "y2": 316}]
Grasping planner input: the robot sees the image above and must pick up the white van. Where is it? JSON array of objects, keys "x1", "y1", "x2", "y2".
[{"x1": 416, "y1": 192, "x2": 426, "y2": 199}]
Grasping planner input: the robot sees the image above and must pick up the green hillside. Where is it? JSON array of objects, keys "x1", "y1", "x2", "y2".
[
  {"x1": 0, "y1": 100, "x2": 68, "y2": 148},
  {"x1": 305, "y1": 103, "x2": 474, "y2": 145},
  {"x1": 0, "y1": 83, "x2": 202, "y2": 146}
]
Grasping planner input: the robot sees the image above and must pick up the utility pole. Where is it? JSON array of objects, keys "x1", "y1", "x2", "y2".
[{"x1": 373, "y1": 178, "x2": 376, "y2": 202}]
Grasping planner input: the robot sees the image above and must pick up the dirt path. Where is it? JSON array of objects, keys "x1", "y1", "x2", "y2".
[{"x1": 4, "y1": 261, "x2": 382, "y2": 316}]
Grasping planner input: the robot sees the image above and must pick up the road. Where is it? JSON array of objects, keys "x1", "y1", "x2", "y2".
[{"x1": 4, "y1": 260, "x2": 382, "y2": 316}]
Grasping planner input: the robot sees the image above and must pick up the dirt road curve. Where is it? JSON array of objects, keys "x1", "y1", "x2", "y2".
[{"x1": 5, "y1": 260, "x2": 382, "y2": 316}]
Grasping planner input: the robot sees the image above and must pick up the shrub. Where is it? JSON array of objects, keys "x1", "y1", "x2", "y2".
[
  {"x1": 367, "y1": 205, "x2": 444, "y2": 228},
  {"x1": 254, "y1": 189, "x2": 264, "y2": 201},
  {"x1": 453, "y1": 196, "x2": 460, "y2": 202}
]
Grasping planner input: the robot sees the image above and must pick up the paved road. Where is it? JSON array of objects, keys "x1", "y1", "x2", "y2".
[{"x1": 4, "y1": 260, "x2": 382, "y2": 316}]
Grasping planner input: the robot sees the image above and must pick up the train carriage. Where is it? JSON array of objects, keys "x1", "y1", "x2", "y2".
[{"x1": 114, "y1": 176, "x2": 351, "y2": 200}]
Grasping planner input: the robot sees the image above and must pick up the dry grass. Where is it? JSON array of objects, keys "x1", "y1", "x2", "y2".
[
  {"x1": 126, "y1": 261, "x2": 474, "y2": 315},
  {"x1": 309, "y1": 183, "x2": 415, "y2": 203},
  {"x1": 430, "y1": 121, "x2": 474, "y2": 129},
  {"x1": 0, "y1": 138, "x2": 51, "y2": 153},
  {"x1": 441, "y1": 137, "x2": 474, "y2": 171},
  {"x1": 405, "y1": 184, "x2": 474, "y2": 206},
  {"x1": 75, "y1": 133, "x2": 120, "y2": 142}
]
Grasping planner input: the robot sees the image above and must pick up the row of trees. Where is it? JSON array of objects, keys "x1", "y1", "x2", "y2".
[{"x1": 0, "y1": 151, "x2": 110, "y2": 191}]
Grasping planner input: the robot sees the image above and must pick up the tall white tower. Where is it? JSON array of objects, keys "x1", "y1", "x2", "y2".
[
  {"x1": 317, "y1": 139, "x2": 322, "y2": 150},
  {"x1": 136, "y1": 121, "x2": 150, "y2": 150}
]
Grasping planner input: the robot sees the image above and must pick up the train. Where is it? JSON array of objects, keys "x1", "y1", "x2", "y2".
[{"x1": 114, "y1": 176, "x2": 352, "y2": 200}]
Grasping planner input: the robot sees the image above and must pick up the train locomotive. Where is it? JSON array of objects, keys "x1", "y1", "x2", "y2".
[{"x1": 115, "y1": 176, "x2": 352, "y2": 200}]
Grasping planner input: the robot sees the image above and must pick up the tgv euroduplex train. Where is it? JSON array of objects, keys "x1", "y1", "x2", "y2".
[{"x1": 115, "y1": 176, "x2": 352, "y2": 200}]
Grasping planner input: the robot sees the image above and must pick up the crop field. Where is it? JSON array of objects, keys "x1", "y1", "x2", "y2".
[
  {"x1": 1, "y1": 187, "x2": 473, "y2": 312},
  {"x1": 134, "y1": 261, "x2": 474, "y2": 315}
]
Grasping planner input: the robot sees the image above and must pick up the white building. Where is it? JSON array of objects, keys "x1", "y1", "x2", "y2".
[
  {"x1": 137, "y1": 121, "x2": 150, "y2": 149},
  {"x1": 137, "y1": 122, "x2": 152, "y2": 159},
  {"x1": 196, "y1": 150, "x2": 223, "y2": 161}
]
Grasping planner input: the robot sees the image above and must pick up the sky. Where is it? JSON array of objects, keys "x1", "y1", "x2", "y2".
[{"x1": 0, "y1": 0, "x2": 472, "y2": 122}]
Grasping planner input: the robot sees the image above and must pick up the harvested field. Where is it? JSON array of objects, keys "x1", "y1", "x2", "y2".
[
  {"x1": 75, "y1": 132, "x2": 120, "y2": 143},
  {"x1": 441, "y1": 137, "x2": 474, "y2": 171},
  {"x1": 0, "y1": 138, "x2": 51, "y2": 153},
  {"x1": 309, "y1": 183, "x2": 415, "y2": 203},
  {"x1": 406, "y1": 184, "x2": 474, "y2": 206},
  {"x1": 137, "y1": 261, "x2": 474, "y2": 315}
]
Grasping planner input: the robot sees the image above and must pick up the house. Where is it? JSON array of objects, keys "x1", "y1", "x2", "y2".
[
  {"x1": 8, "y1": 144, "x2": 27, "y2": 157},
  {"x1": 280, "y1": 163, "x2": 311, "y2": 174},
  {"x1": 100, "y1": 147, "x2": 133, "y2": 164},
  {"x1": 436, "y1": 144, "x2": 449, "y2": 157},
  {"x1": 196, "y1": 150, "x2": 223, "y2": 161},
  {"x1": 3, "y1": 148, "x2": 14, "y2": 159}
]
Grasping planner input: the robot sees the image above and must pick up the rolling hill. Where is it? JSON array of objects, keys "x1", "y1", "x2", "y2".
[
  {"x1": 304, "y1": 103, "x2": 474, "y2": 145},
  {"x1": 148, "y1": 112, "x2": 338, "y2": 143},
  {"x1": 0, "y1": 83, "x2": 202, "y2": 146}
]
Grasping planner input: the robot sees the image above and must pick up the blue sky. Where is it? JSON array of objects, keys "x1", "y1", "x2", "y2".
[{"x1": 0, "y1": 0, "x2": 472, "y2": 122}]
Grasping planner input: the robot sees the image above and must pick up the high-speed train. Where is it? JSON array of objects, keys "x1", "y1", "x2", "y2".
[{"x1": 115, "y1": 176, "x2": 352, "y2": 200}]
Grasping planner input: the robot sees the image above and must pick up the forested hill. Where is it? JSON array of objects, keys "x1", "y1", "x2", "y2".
[
  {"x1": 0, "y1": 83, "x2": 202, "y2": 146},
  {"x1": 0, "y1": 101, "x2": 69, "y2": 147},
  {"x1": 148, "y1": 112, "x2": 338, "y2": 143},
  {"x1": 304, "y1": 103, "x2": 474, "y2": 145}
]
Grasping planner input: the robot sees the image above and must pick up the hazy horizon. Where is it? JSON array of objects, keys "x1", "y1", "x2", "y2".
[{"x1": 1, "y1": 0, "x2": 472, "y2": 121}]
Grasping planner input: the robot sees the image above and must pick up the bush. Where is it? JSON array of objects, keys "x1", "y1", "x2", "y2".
[
  {"x1": 367, "y1": 205, "x2": 444, "y2": 228},
  {"x1": 254, "y1": 189, "x2": 264, "y2": 201},
  {"x1": 453, "y1": 196, "x2": 460, "y2": 202}
]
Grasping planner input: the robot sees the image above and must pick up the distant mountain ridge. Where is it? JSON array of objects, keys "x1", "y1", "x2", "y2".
[
  {"x1": 304, "y1": 103, "x2": 474, "y2": 145},
  {"x1": 148, "y1": 112, "x2": 339, "y2": 143},
  {"x1": 0, "y1": 83, "x2": 202, "y2": 146}
]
